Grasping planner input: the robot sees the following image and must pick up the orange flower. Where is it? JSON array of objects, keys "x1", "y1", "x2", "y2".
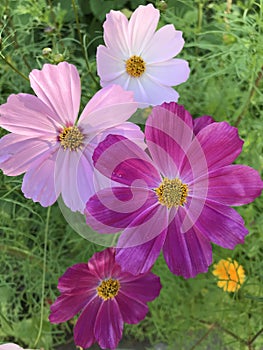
[{"x1": 212, "y1": 258, "x2": 245, "y2": 292}]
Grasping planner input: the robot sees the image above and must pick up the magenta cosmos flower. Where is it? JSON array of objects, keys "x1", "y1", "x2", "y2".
[
  {"x1": 0, "y1": 62, "x2": 144, "y2": 212},
  {"x1": 49, "y1": 248, "x2": 161, "y2": 350},
  {"x1": 96, "y1": 4, "x2": 190, "y2": 107},
  {"x1": 85, "y1": 103, "x2": 263, "y2": 278}
]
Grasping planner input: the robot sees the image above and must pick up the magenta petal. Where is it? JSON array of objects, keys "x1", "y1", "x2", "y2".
[
  {"x1": 57, "y1": 263, "x2": 98, "y2": 294},
  {"x1": 120, "y1": 272, "x2": 161, "y2": 303},
  {"x1": 0, "y1": 134, "x2": 56, "y2": 176},
  {"x1": 145, "y1": 103, "x2": 193, "y2": 177},
  {"x1": 74, "y1": 298, "x2": 102, "y2": 349},
  {"x1": 116, "y1": 291, "x2": 149, "y2": 324},
  {"x1": 93, "y1": 134, "x2": 160, "y2": 186},
  {"x1": 116, "y1": 230, "x2": 166, "y2": 275},
  {"x1": 85, "y1": 187, "x2": 158, "y2": 233},
  {"x1": 191, "y1": 121, "x2": 244, "y2": 171},
  {"x1": 29, "y1": 62, "x2": 81, "y2": 126},
  {"x1": 163, "y1": 213, "x2": 212, "y2": 278},
  {"x1": 194, "y1": 201, "x2": 248, "y2": 248},
  {"x1": 94, "y1": 300, "x2": 123, "y2": 350},
  {"x1": 21, "y1": 147, "x2": 58, "y2": 206},
  {"x1": 0, "y1": 93, "x2": 60, "y2": 137},
  {"x1": 49, "y1": 293, "x2": 95, "y2": 323},
  {"x1": 193, "y1": 115, "x2": 214, "y2": 135},
  {"x1": 87, "y1": 248, "x2": 118, "y2": 279},
  {"x1": 203, "y1": 165, "x2": 263, "y2": 206}
]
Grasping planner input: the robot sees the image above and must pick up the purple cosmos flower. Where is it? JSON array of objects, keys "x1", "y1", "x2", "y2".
[
  {"x1": 49, "y1": 248, "x2": 161, "y2": 350},
  {"x1": 96, "y1": 4, "x2": 190, "y2": 107},
  {"x1": 0, "y1": 62, "x2": 144, "y2": 212},
  {"x1": 85, "y1": 103, "x2": 263, "y2": 278}
]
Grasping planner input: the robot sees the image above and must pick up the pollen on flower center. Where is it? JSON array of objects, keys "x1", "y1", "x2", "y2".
[
  {"x1": 97, "y1": 278, "x2": 120, "y2": 300},
  {"x1": 125, "y1": 55, "x2": 146, "y2": 77},
  {"x1": 155, "y1": 177, "x2": 188, "y2": 208},
  {"x1": 59, "y1": 126, "x2": 84, "y2": 151}
]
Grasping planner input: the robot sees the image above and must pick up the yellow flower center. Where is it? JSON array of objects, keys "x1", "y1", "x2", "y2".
[
  {"x1": 59, "y1": 126, "x2": 84, "y2": 151},
  {"x1": 155, "y1": 177, "x2": 188, "y2": 208},
  {"x1": 97, "y1": 278, "x2": 120, "y2": 301},
  {"x1": 125, "y1": 55, "x2": 146, "y2": 77}
]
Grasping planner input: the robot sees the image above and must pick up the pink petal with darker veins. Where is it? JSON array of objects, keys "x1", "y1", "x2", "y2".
[
  {"x1": 22, "y1": 146, "x2": 59, "y2": 207},
  {"x1": 193, "y1": 115, "x2": 214, "y2": 135},
  {"x1": 29, "y1": 62, "x2": 81, "y2": 126},
  {"x1": 116, "y1": 290, "x2": 149, "y2": 324},
  {"x1": 0, "y1": 134, "x2": 56, "y2": 176},
  {"x1": 0, "y1": 93, "x2": 60, "y2": 137}
]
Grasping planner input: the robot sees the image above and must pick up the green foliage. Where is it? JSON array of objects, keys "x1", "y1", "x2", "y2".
[{"x1": 0, "y1": 0, "x2": 262, "y2": 349}]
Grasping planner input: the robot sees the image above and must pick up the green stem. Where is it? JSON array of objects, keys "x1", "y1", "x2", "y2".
[
  {"x1": 234, "y1": 65, "x2": 263, "y2": 127},
  {"x1": 190, "y1": 323, "x2": 216, "y2": 350},
  {"x1": 71, "y1": 0, "x2": 99, "y2": 87},
  {"x1": 33, "y1": 206, "x2": 51, "y2": 348},
  {"x1": 0, "y1": 52, "x2": 29, "y2": 81}
]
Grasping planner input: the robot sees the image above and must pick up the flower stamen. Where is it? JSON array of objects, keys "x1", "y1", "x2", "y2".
[
  {"x1": 97, "y1": 278, "x2": 120, "y2": 300},
  {"x1": 125, "y1": 55, "x2": 146, "y2": 77},
  {"x1": 59, "y1": 126, "x2": 84, "y2": 151},
  {"x1": 155, "y1": 177, "x2": 188, "y2": 208}
]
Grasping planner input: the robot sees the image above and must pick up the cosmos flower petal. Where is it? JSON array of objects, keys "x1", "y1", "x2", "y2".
[
  {"x1": 116, "y1": 230, "x2": 166, "y2": 275},
  {"x1": 85, "y1": 187, "x2": 158, "y2": 233},
  {"x1": 103, "y1": 10, "x2": 129, "y2": 58},
  {"x1": 119, "y1": 272, "x2": 161, "y2": 302},
  {"x1": 55, "y1": 148, "x2": 85, "y2": 212},
  {"x1": 163, "y1": 212, "x2": 212, "y2": 278},
  {"x1": 29, "y1": 62, "x2": 81, "y2": 125},
  {"x1": 0, "y1": 134, "x2": 56, "y2": 176},
  {"x1": 92, "y1": 134, "x2": 160, "y2": 186},
  {"x1": 21, "y1": 147, "x2": 59, "y2": 207},
  {"x1": 116, "y1": 291, "x2": 149, "y2": 324},
  {"x1": 87, "y1": 248, "x2": 117, "y2": 280},
  {"x1": 128, "y1": 75, "x2": 180, "y2": 107},
  {"x1": 49, "y1": 293, "x2": 96, "y2": 323},
  {"x1": 128, "y1": 4, "x2": 159, "y2": 54},
  {"x1": 94, "y1": 300, "x2": 123, "y2": 350},
  {"x1": 96, "y1": 46, "x2": 126, "y2": 81},
  {"x1": 143, "y1": 24, "x2": 185, "y2": 62},
  {"x1": 57, "y1": 263, "x2": 98, "y2": 293},
  {"x1": 145, "y1": 104, "x2": 193, "y2": 177},
  {"x1": 193, "y1": 115, "x2": 214, "y2": 135},
  {"x1": 196, "y1": 164, "x2": 263, "y2": 206},
  {"x1": 0, "y1": 344, "x2": 23, "y2": 350},
  {"x1": 147, "y1": 59, "x2": 190, "y2": 86},
  {"x1": 74, "y1": 298, "x2": 102, "y2": 349},
  {"x1": 189, "y1": 121, "x2": 243, "y2": 172},
  {"x1": 0, "y1": 93, "x2": 60, "y2": 137},
  {"x1": 194, "y1": 201, "x2": 248, "y2": 248},
  {"x1": 78, "y1": 85, "x2": 135, "y2": 125}
]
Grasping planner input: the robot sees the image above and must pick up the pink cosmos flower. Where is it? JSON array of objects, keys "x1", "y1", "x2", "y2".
[
  {"x1": 49, "y1": 248, "x2": 161, "y2": 350},
  {"x1": 0, "y1": 345, "x2": 23, "y2": 350},
  {"x1": 97, "y1": 4, "x2": 190, "y2": 107},
  {"x1": 0, "y1": 62, "x2": 143, "y2": 212},
  {"x1": 85, "y1": 103, "x2": 263, "y2": 278}
]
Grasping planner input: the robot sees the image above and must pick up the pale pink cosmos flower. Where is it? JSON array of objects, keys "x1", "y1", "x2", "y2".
[
  {"x1": 0, "y1": 345, "x2": 23, "y2": 350},
  {"x1": 0, "y1": 62, "x2": 143, "y2": 212},
  {"x1": 97, "y1": 4, "x2": 190, "y2": 107}
]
